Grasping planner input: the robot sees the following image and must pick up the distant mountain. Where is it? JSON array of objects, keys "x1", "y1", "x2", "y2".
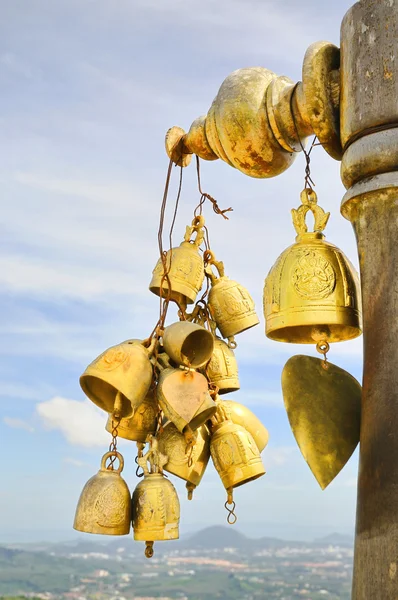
[
  {"x1": 180, "y1": 525, "x2": 251, "y2": 549},
  {"x1": 314, "y1": 532, "x2": 354, "y2": 546}
]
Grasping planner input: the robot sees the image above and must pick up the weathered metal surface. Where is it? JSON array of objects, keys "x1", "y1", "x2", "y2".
[
  {"x1": 340, "y1": 0, "x2": 398, "y2": 149},
  {"x1": 165, "y1": 43, "x2": 342, "y2": 176},
  {"x1": 340, "y1": 1, "x2": 398, "y2": 597}
]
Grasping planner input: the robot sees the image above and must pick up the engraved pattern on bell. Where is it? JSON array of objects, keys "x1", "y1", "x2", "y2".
[
  {"x1": 94, "y1": 484, "x2": 127, "y2": 527},
  {"x1": 293, "y1": 249, "x2": 336, "y2": 299},
  {"x1": 95, "y1": 348, "x2": 128, "y2": 371}
]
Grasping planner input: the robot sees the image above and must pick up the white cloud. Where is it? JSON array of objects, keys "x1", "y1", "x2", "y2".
[
  {"x1": 3, "y1": 417, "x2": 34, "y2": 433},
  {"x1": 36, "y1": 397, "x2": 110, "y2": 447},
  {"x1": 265, "y1": 446, "x2": 298, "y2": 468}
]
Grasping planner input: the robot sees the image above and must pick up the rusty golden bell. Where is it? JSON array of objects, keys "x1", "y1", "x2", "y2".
[
  {"x1": 132, "y1": 436, "x2": 180, "y2": 558},
  {"x1": 105, "y1": 392, "x2": 157, "y2": 443},
  {"x1": 206, "y1": 252, "x2": 259, "y2": 341},
  {"x1": 220, "y1": 399, "x2": 269, "y2": 452},
  {"x1": 157, "y1": 366, "x2": 217, "y2": 432},
  {"x1": 157, "y1": 422, "x2": 210, "y2": 499},
  {"x1": 73, "y1": 451, "x2": 131, "y2": 536},
  {"x1": 210, "y1": 404, "x2": 265, "y2": 492},
  {"x1": 206, "y1": 338, "x2": 240, "y2": 394},
  {"x1": 80, "y1": 339, "x2": 155, "y2": 418},
  {"x1": 263, "y1": 189, "x2": 362, "y2": 344},
  {"x1": 149, "y1": 216, "x2": 206, "y2": 307},
  {"x1": 162, "y1": 321, "x2": 214, "y2": 369}
]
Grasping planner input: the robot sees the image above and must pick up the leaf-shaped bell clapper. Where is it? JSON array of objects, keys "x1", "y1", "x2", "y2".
[
  {"x1": 205, "y1": 338, "x2": 240, "y2": 394},
  {"x1": 132, "y1": 436, "x2": 180, "y2": 558},
  {"x1": 156, "y1": 366, "x2": 217, "y2": 433},
  {"x1": 210, "y1": 404, "x2": 265, "y2": 497},
  {"x1": 220, "y1": 399, "x2": 269, "y2": 452},
  {"x1": 162, "y1": 321, "x2": 214, "y2": 369},
  {"x1": 157, "y1": 422, "x2": 210, "y2": 499},
  {"x1": 149, "y1": 216, "x2": 206, "y2": 307},
  {"x1": 105, "y1": 392, "x2": 158, "y2": 443},
  {"x1": 73, "y1": 451, "x2": 131, "y2": 536},
  {"x1": 80, "y1": 339, "x2": 155, "y2": 418},
  {"x1": 263, "y1": 189, "x2": 362, "y2": 344},
  {"x1": 205, "y1": 251, "x2": 259, "y2": 342}
]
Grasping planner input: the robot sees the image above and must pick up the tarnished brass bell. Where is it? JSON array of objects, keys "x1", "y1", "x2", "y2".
[
  {"x1": 221, "y1": 399, "x2": 269, "y2": 452},
  {"x1": 80, "y1": 339, "x2": 155, "y2": 418},
  {"x1": 206, "y1": 338, "x2": 240, "y2": 394},
  {"x1": 282, "y1": 355, "x2": 361, "y2": 489},
  {"x1": 105, "y1": 392, "x2": 157, "y2": 442},
  {"x1": 162, "y1": 321, "x2": 214, "y2": 369},
  {"x1": 206, "y1": 252, "x2": 259, "y2": 341},
  {"x1": 149, "y1": 216, "x2": 206, "y2": 307},
  {"x1": 132, "y1": 437, "x2": 180, "y2": 558},
  {"x1": 263, "y1": 189, "x2": 362, "y2": 344},
  {"x1": 73, "y1": 451, "x2": 131, "y2": 536},
  {"x1": 157, "y1": 422, "x2": 210, "y2": 499},
  {"x1": 157, "y1": 366, "x2": 217, "y2": 432},
  {"x1": 210, "y1": 404, "x2": 265, "y2": 492}
]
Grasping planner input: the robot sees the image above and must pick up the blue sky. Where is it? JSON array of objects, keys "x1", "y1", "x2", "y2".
[{"x1": 1, "y1": 0, "x2": 362, "y2": 543}]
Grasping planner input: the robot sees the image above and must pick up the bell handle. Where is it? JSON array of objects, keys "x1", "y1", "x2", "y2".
[
  {"x1": 101, "y1": 451, "x2": 124, "y2": 474},
  {"x1": 183, "y1": 215, "x2": 205, "y2": 248},
  {"x1": 291, "y1": 188, "x2": 330, "y2": 236},
  {"x1": 204, "y1": 251, "x2": 225, "y2": 283},
  {"x1": 142, "y1": 336, "x2": 158, "y2": 358}
]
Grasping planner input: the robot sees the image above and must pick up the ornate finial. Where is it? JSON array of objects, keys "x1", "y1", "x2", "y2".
[
  {"x1": 291, "y1": 189, "x2": 330, "y2": 237},
  {"x1": 138, "y1": 435, "x2": 168, "y2": 475}
]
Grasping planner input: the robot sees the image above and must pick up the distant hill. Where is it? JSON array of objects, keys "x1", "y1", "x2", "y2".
[{"x1": 314, "y1": 532, "x2": 354, "y2": 546}]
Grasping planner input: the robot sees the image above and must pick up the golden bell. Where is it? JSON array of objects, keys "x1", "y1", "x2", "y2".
[
  {"x1": 132, "y1": 437, "x2": 180, "y2": 558},
  {"x1": 263, "y1": 189, "x2": 362, "y2": 344},
  {"x1": 206, "y1": 252, "x2": 259, "y2": 340},
  {"x1": 105, "y1": 393, "x2": 157, "y2": 442},
  {"x1": 157, "y1": 366, "x2": 217, "y2": 432},
  {"x1": 162, "y1": 321, "x2": 214, "y2": 369},
  {"x1": 206, "y1": 338, "x2": 240, "y2": 394},
  {"x1": 157, "y1": 422, "x2": 210, "y2": 498},
  {"x1": 73, "y1": 451, "x2": 131, "y2": 536},
  {"x1": 221, "y1": 399, "x2": 269, "y2": 452},
  {"x1": 149, "y1": 216, "x2": 206, "y2": 306},
  {"x1": 210, "y1": 405, "x2": 265, "y2": 491},
  {"x1": 80, "y1": 339, "x2": 154, "y2": 418}
]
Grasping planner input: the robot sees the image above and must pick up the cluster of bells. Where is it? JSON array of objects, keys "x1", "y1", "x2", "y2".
[
  {"x1": 73, "y1": 188, "x2": 363, "y2": 558},
  {"x1": 74, "y1": 214, "x2": 267, "y2": 557}
]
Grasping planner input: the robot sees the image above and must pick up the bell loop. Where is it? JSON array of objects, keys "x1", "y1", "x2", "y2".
[
  {"x1": 137, "y1": 436, "x2": 168, "y2": 476},
  {"x1": 291, "y1": 188, "x2": 330, "y2": 238},
  {"x1": 145, "y1": 542, "x2": 154, "y2": 559},
  {"x1": 316, "y1": 340, "x2": 330, "y2": 370},
  {"x1": 101, "y1": 451, "x2": 124, "y2": 474}
]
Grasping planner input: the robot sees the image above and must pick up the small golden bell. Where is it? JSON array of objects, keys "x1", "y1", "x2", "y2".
[
  {"x1": 157, "y1": 422, "x2": 210, "y2": 498},
  {"x1": 210, "y1": 404, "x2": 265, "y2": 491},
  {"x1": 73, "y1": 451, "x2": 131, "y2": 536},
  {"x1": 162, "y1": 321, "x2": 214, "y2": 369},
  {"x1": 220, "y1": 399, "x2": 269, "y2": 452},
  {"x1": 157, "y1": 366, "x2": 217, "y2": 432},
  {"x1": 206, "y1": 252, "x2": 259, "y2": 341},
  {"x1": 105, "y1": 392, "x2": 157, "y2": 443},
  {"x1": 80, "y1": 339, "x2": 155, "y2": 418},
  {"x1": 149, "y1": 216, "x2": 206, "y2": 307},
  {"x1": 206, "y1": 338, "x2": 240, "y2": 394},
  {"x1": 132, "y1": 437, "x2": 180, "y2": 557},
  {"x1": 263, "y1": 189, "x2": 362, "y2": 344}
]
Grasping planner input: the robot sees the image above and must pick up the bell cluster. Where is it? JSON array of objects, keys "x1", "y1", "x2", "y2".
[{"x1": 73, "y1": 215, "x2": 268, "y2": 557}]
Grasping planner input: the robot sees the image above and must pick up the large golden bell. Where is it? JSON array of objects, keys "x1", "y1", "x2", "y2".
[
  {"x1": 210, "y1": 405, "x2": 265, "y2": 491},
  {"x1": 206, "y1": 253, "x2": 259, "y2": 340},
  {"x1": 162, "y1": 321, "x2": 214, "y2": 368},
  {"x1": 132, "y1": 437, "x2": 180, "y2": 558},
  {"x1": 73, "y1": 451, "x2": 131, "y2": 536},
  {"x1": 157, "y1": 367, "x2": 217, "y2": 432},
  {"x1": 80, "y1": 339, "x2": 154, "y2": 418},
  {"x1": 105, "y1": 393, "x2": 157, "y2": 442},
  {"x1": 157, "y1": 422, "x2": 210, "y2": 498},
  {"x1": 206, "y1": 338, "x2": 240, "y2": 394},
  {"x1": 149, "y1": 216, "x2": 206, "y2": 306},
  {"x1": 221, "y1": 399, "x2": 269, "y2": 452},
  {"x1": 263, "y1": 189, "x2": 362, "y2": 344}
]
